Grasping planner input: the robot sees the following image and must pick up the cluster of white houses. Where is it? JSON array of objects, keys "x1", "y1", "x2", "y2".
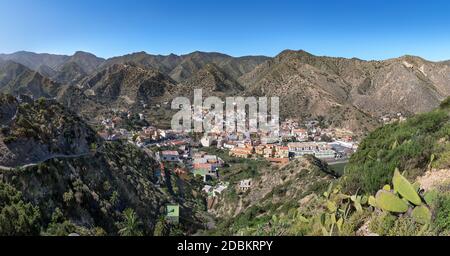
[
  {"x1": 287, "y1": 142, "x2": 336, "y2": 159},
  {"x1": 97, "y1": 111, "x2": 360, "y2": 212},
  {"x1": 194, "y1": 118, "x2": 358, "y2": 161}
]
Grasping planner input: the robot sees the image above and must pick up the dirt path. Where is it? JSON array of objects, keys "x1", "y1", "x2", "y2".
[{"x1": 416, "y1": 168, "x2": 450, "y2": 191}]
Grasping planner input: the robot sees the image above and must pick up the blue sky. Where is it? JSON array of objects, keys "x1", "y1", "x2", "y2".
[{"x1": 1, "y1": 0, "x2": 450, "y2": 60}]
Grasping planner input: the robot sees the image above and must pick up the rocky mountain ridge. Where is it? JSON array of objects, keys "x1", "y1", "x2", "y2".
[{"x1": 2, "y1": 50, "x2": 450, "y2": 134}]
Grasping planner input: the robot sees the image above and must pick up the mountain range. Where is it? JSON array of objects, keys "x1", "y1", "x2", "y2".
[
  {"x1": 1, "y1": 49, "x2": 450, "y2": 236},
  {"x1": 1, "y1": 49, "x2": 450, "y2": 134}
]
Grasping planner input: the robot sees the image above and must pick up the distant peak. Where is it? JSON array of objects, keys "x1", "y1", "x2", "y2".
[
  {"x1": 190, "y1": 50, "x2": 205, "y2": 55},
  {"x1": 133, "y1": 51, "x2": 149, "y2": 56},
  {"x1": 14, "y1": 50, "x2": 36, "y2": 54},
  {"x1": 297, "y1": 49, "x2": 313, "y2": 55},
  {"x1": 393, "y1": 54, "x2": 428, "y2": 64},
  {"x1": 279, "y1": 49, "x2": 313, "y2": 57},
  {"x1": 186, "y1": 51, "x2": 230, "y2": 58},
  {"x1": 275, "y1": 49, "x2": 316, "y2": 63},
  {"x1": 73, "y1": 51, "x2": 95, "y2": 56}
]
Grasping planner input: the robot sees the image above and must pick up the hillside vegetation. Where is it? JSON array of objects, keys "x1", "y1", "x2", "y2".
[
  {"x1": 344, "y1": 97, "x2": 450, "y2": 194},
  {"x1": 208, "y1": 156, "x2": 339, "y2": 235},
  {"x1": 210, "y1": 99, "x2": 450, "y2": 236},
  {"x1": 0, "y1": 96, "x2": 206, "y2": 236}
]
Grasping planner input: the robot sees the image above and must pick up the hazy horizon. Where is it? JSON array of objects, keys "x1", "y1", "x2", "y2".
[{"x1": 2, "y1": 48, "x2": 450, "y2": 63}]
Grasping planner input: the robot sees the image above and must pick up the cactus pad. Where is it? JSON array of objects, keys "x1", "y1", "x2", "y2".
[
  {"x1": 375, "y1": 190, "x2": 409, "y2": 213},
  {"x1": 392, "y1": 169, "x2": 422, "y2": 206},
  {"x1": 411, "y1": 205, "x2": 432, "y2": 224}
]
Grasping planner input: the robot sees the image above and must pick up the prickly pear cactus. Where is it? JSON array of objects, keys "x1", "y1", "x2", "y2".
[
  {"x1": 375, "y1": 190, "x2": 409, "y2": 213},
  {"x1": 411, "y1": 205, "x2": 432, "y2": 225},
  {"x1": 392, "y1": 169, "x2": 422, "y2": 206},
  {"x1": 368, "y1": 195, "x2": 377, "y2": 207}
]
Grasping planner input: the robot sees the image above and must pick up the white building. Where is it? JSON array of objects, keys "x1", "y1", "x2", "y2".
[
  {"x1": 160, "y1": 151, "x2": 180, "y2": 162},
  {"x1": 201, "y1": 136, "x2": 214, "y2": 147},
  {"x1": 288, "y1": 142, "x2": 336, "y2": 159},
  {"x1": 213, "y1": 184, "x2": 227, "y2": 196},
  {"x1": 239, "y1": 179, "x2": 252, "y2": 192}
]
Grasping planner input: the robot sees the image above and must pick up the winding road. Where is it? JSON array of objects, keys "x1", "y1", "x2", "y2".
[{"x1": 0, "y1": 146, "x2": 103, "y2": 171}]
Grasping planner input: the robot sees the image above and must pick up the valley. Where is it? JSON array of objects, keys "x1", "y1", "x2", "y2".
[{"x1": 0, "y1": 50, "x2": 449, "y2": 236}]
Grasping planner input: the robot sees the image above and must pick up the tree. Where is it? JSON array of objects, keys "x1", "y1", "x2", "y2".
[
  {"x1": 0, "y1": 181, "x2": 41, "y2": 236},
  {"x1": 109, "y1": 191, "x2": 120, "y2": 207},
  {"x1": 117, "y1": 208, "x2": 143, "y2": 236},
  {"x1": 153, "y1": 217, "x2": 169, "y2": 236},
  {"x1": 439, "y1": 96, "x2": 450, "y2": 109}
]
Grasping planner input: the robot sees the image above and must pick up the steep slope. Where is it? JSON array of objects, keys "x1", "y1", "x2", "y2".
[
  {"x1": 53, "y1": 63, "x2": 181, "y2": 125},
  {"x1": 216, "y1": 56, "x2": 270, "y2": 83},
  {"x1": 56, "y1": 85, "x2": 105, "y2": 121},
  {"x1": 3, "y1": 49, "x2": 450, "y2": 135},
  {"x1": 50, "y1": 51, "x2": 105, "y2": 85},
  {"x1": 0, "y1": 94, "x2": 99, "y2": 167},
  {"x1": 80, "y1": 63, "x2": 177, "y2": 107},
  {"x1": 0, "y1": 51, "x2": 69, "y2": 70},
  {"x1": 211, "y1": 100, "x2": 450, "y2": 236},
  {"x1": 0, "y1": 51, "x2": 104, "y2": 86},
  {"x1": 0, "y1": 94, "x2": 18, "y2": 124},
  {"x1": 241, "y1": 50, "x2": 450, "y2": 133},
  {"x1": 0, "y1": 51, "x2": 104, "y2": 75},
  {"x1": 37, "y1": 64, "x2": 57, "y2": 78},
  {"x1": 53, "y1": 61, "x2": 87, "y2": 85},
  {"x1": 210, "y1": 156, "x2": 338, "y2": 235},
  {"x1": 241, "y1": 50, "x2": 379, "y2": 133},
  {"x1": 0, "y1": 61, "x2": 30, "y2": 88},
  {"x1": 168, "y1": 52, "x2": 232, "y2": 82},
  {"x1": 0, "y1": 95, "x2": 205, "y2": 235},
  {"x1": 344, "y1": 97, "x2": 450, "y2": 194},
  {"x1": 350, "y1": 55, "x2": 450, "y2": 116},
  {"x1": 102, "y1": 51, "x2": 182, "y2": 75},
  {"x1": 244, "y1": 50, "x2": 450, "y2": 117},
  {"x1": 61, "y1": 51, "x2": 105, "y2": 74},
  {"x1": 440, "y1": 60, "x2": 450, "y2": 67},
  {"x1": 176, "y1": 63, "x2": 244, "y2": 98},
  {"x1": 169, "y1": 51, "x2": 269, "y2": 82},
  {"x1": 102, "y1": 51, "x2": 269, "y2": 82},
  {"x1": 0, "y1": 141, "x2": 203, "y2": 236},
  {"x1": 0, "y1": 61, "x2": 60, "y2": 99}
]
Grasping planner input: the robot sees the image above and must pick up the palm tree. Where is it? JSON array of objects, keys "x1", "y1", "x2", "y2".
[{"x1": 118, "y1": 208, "x2": 143, "y2": 236}]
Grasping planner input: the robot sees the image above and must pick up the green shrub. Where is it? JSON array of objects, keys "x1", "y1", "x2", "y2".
[
  {"x1": 439, "y1": 96, "x2": 450, "y2": 109},
  {"x1": 340, "y1": 211, "x2": 369, "y2": 236},
  {"x1": 432, "y1": 193, "x2": 450, "y2": 234},
  {"x1": 63, "y1": 190, "x2": 74, "y2": 204},
  {"x1": 3, "y1": 136, "x2": 17, "y2": 144},
  {"x1": 344, "y1": 108, "x2": 450, "y2": 194},
  {"x1": 0, "y1": 181, "x2": 41, "y2": 236},
  {"x1": 368, "y1": 212, "x2": 396, "y2": 235},
  {"x1": 153, "y1": 218, "x2": 170, "y2": 236}
]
